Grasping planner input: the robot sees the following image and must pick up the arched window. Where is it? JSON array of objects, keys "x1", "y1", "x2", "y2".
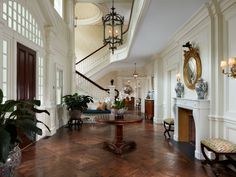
[{"x1": 2, "y1": 0, "x2": 43, "y2": 47}]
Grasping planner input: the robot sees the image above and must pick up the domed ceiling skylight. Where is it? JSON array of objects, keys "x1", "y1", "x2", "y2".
[{"x1": 75, "y1": 3, "x2": 102, "y2": 25}]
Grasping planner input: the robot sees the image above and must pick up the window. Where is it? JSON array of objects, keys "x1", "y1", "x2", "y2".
[
  {"x1": 38, "y1": 56, "x2": 44, "y2": 104},
  {"x1": 56, "y1": 69, "x2": 63, "y2": 105},
  {"x1": 2, "y1": 1, "x2": 43, "y2": 47},
  {"x1": 54, "y1": 0, "x2": 63, "y2": 18},
  {"x1": 2, "y1": 40, "x2": 8, "y2": 102}
]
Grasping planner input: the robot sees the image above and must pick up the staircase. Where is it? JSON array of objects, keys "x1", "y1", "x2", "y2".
[
  {"x1": 74, "y1": 0, "x2": 147, "y2": 101},
  {"x1": 75, "y1": 71, "x2": 110, "y2": 101},
  {"x1": 76, "y1": 44, "x2": 110, "y2": 78}
]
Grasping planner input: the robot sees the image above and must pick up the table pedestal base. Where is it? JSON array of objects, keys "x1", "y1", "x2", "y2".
[{"x1": 103, "y1": 141, "x2": 136, "y2": 155}]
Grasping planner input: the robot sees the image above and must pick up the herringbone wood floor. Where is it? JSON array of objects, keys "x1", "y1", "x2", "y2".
[{"x1": 15, "y1": 115, "x2": 235, "y2": 177}]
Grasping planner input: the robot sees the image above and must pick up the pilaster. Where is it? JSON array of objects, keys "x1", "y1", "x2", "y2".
[
  {"x1": 65, "y1": 0, "x2": 76, "y2": 93},
  {"x1": 44, "y1": 26, "x2": 56, "y2": 107}
]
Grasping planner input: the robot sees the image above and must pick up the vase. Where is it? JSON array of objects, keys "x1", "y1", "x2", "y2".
[
  {"x1": 195, "y1": 78, "x2": 208, "y2": 99},
  {"x1": 175, "y1": 81, "x2": 184, "y2": 98},
  {"x1": 0, "y1": 145, "x2": 21, "y2": 177},
  {"x1": 112, "y1": 108, "x2": 126, "y2": 119}
]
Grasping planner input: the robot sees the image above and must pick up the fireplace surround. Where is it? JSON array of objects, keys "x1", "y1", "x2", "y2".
[{"x1": 173, "y1": 98, "x2": 210, "y2": 159}]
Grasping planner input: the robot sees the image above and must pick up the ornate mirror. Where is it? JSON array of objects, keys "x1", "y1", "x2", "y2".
[
  {"x1": 123, "y1": 85, "x2": 133, "y2": 95},
  {"x1": 183, "y1": 45, "x2": 202, "y2": 89}
]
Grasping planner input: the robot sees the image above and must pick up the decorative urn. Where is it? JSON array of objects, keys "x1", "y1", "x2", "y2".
[
  {"x1": 195, "y1": 78, "x2": 208, "y2": 99},
  {"x1": 0, "y1": 146, "x2": 21, "y2": 177},
  {"x1": 175, "y1": 81, "x2": 184, "y2": 98}
]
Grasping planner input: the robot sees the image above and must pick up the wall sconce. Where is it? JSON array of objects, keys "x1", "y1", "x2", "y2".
[
  {"x1": 74, "y1": 16, "x2": 78, "y2": 28},
  {"x1": 176, "y1": 73, "x2": 181, "y2": 82},
  {"x1": 220, "y1": 57, "x2": 236, "y2": 78}
]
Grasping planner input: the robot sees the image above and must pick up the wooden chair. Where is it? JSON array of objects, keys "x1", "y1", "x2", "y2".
[{"x1": 163, "y1": 118, "x2": 174, "y2": 139}]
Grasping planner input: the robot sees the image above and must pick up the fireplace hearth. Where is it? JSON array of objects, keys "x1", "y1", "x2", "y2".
[
  {"x1": 178, "y1": 108, "x2": 195, "y2": 146},
  {"x1": 173, "y1": 98, "x2": 210, "y2": 159}
]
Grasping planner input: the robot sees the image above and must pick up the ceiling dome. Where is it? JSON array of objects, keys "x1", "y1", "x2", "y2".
[{"x1": 75, "y1": 3, "x2": 102, "y2": 25}]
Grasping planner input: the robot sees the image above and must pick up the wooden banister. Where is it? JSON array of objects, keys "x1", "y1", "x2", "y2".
[
  {"x1": 76, "y1": 71, "x2": 119, "y2": 98},
  {"x1": 76, "y1": 71, "x2": 109, "y2": 92},
  {"x1": 75, "y1": 44, "x2": 108, "y2": 65},
  {"x1": 123, "y1": 0, "x2": 134, "y2": 35}
]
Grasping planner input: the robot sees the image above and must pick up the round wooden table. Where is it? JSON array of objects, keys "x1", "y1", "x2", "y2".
[{"x1": 96, "y1": 114, "x2": 143, "y2": 155}]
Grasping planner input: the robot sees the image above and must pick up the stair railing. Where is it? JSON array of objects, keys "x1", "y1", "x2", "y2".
[
  {"x1": 74, "y1": 0, "x2": 134, "y2": 100},
  {"x1": 76, "y1": 71, "x2": 119, "y2": 99},
  {"x1": 75, "y1": 0, "x2": 134, "y2": 68}
]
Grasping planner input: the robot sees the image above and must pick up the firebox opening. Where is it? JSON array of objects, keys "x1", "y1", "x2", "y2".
[{"x1": 178, "y1": 108, "x2": 195, "y2": 147}]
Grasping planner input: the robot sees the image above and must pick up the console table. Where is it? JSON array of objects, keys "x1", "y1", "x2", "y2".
[{"x1": 145, "y1": 99, "x2": 154, "y2": 120}]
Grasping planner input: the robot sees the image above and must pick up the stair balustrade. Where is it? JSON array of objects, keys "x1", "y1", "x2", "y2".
[{"x1": 76, "y1": 71, "x2": 109, "y2": 101}]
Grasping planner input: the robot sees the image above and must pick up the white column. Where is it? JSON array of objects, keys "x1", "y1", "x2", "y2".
[
  {"x1": 153, "y1": 59, "x2": 159, "y2": 123},
  {"x1": 44, "y1": 26, "x2": 56, "y2": 106},
  {"x1": 65, "y1": 0, "x2": 76, "y2": 93},
  {"x1": 44, "y1": 26, "x2": 58, "y2": 135}
]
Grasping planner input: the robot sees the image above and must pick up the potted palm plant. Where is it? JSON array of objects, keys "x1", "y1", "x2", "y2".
[
  {"x1": 0, "y1": 88, "x2": 50, "y2": 177},
  {"x1": 62, "y1": 93, "x2": 93, "y2": 127}
]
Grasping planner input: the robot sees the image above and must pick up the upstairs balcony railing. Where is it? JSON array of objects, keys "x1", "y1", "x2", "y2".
[{"x1": 75, "y1": 0, "x2": 134, "y2": 76}]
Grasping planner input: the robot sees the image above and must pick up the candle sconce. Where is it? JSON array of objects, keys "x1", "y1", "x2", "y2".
[{"x1": 220, "y1": 57, "x2": 236, "y2": 78}]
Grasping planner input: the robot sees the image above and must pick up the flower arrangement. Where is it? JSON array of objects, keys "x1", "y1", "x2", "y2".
[{"x1": 111, "y1": 99, "x2": 127, "y2": 118}]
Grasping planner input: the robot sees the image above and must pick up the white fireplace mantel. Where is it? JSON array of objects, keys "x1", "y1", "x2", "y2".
[{"x1": 173, "y1": 97, "x2": 210, "y2": 160}]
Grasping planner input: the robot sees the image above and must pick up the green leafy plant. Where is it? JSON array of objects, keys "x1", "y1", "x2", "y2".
[
  {"x1": 112, "y1": 99, "x2": 125, "y2": 109},
  {"x1": 62, "y1": 93, "x2": 93, "y2": 112},
  {"x1": 0, "y1": 88, "x2": 50, "y2": 163}
]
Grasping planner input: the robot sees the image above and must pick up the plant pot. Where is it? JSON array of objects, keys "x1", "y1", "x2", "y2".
[
  {"x1": 0, "y1": 145, "x2": 21, "y2": 177},
  {"x1": 69, "y1": 110, "x2": 82, "y2": 120}
]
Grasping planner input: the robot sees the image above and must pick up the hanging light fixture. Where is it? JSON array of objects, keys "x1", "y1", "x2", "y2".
[
  {"x1": 133, "y1": 63, "x2": 138, "y2": 78},
  {"x1": 102, "y1": 0, "x2": 124, "y2": 54}
]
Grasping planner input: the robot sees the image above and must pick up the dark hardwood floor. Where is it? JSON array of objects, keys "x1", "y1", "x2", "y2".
[{"x1": 15, "y1": 115, "x2": 235, "y2": 177}]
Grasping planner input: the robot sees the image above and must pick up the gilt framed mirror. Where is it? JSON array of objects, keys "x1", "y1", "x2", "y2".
[{"x1": 183, "y1": 46, "x2": 202, "y2": 89}]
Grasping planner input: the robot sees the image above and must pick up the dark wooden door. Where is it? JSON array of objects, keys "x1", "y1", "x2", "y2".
[
  {"x1": 17, "y1": 43, "x2": 36, "y2": 100},
  {"x1": 17, "y1": 42, "x2": 36, "y2": 148}
]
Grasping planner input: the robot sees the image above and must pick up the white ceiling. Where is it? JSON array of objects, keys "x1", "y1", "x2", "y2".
[
  {"x1": 76, "y1": 0, "x2": 132, "y2": 24},
  {"x1": 75, "y1": 0, "x2": 209, "y2": 69},
  {"x1": 128, "y1": 0, "x2": 209, "y2": 64}
]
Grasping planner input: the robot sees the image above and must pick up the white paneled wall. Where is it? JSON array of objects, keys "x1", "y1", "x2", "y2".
[
  {"x1": 153, "y1": 0, "x2": 236, "y2": 142},
  {"x1": 222, "y1": 2, "x2": 236, "y2": 143},
  {"x1": 0, "y1": 0, "x2": 74, "y2": 138}
]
